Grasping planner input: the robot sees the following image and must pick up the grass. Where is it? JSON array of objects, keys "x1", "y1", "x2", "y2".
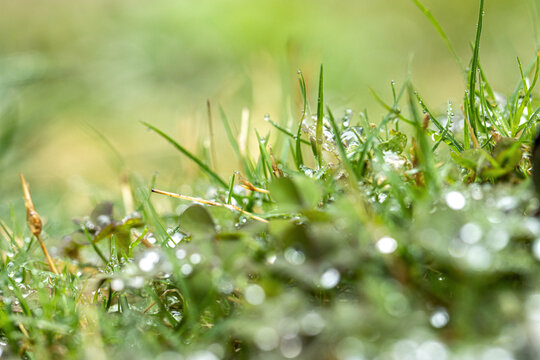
[{"x1": 1, "y1": 1, "x2": 540, "y2": 359}]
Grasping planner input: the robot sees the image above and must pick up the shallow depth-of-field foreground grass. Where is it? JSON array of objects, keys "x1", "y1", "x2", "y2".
[{"x1": 2, "y1": 1, "x2": 540, "y2": 359}]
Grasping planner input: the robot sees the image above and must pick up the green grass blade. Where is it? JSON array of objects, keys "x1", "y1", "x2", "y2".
[
  {"x1": 227, "y1": 171, "x2": 237, "y2": 205},
  {"x1": 414, "y1": 90, "x2": 464, "y2": 152},
  {"x1": 140, "y1": 121, "x2": 228, "y2": 189},
  {"x1": 255, "y1": 130, "x2": 273, "y2": 180},
  {"x1": 264, "y1": 114, "x2": 310, "y2": 145},
  {"x1": 411, "y1": 0, "x2": 465, "y2": 75},
  {"x1": 315, "y1": 65, "x2": 324, "y2": 168},
  {"x1": 408, "y1": 85, "x2": 439, "y2": 192},
  {"x1": 369, "y1": 88, "x2": 415, "y2": 127},
  {"x1": 513, "y1": 52, "x2": 540, "y2": 136},
  {"x1": 327, "y1": 106, "x2": 358, "y2": 184},
  {"x1": 466, "y1": 0, "x2": 485, "y2": 137},
  {"x1": 295, "y1": 71, "x2": 309, "y2": 169}
]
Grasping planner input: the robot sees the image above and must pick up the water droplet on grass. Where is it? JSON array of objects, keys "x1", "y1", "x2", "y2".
[
  {"x1": 532, "y1": 238, "x2": 540, "y2": 260},
  {"x1": 466, "y1": 245, "x2": 492, "y2": 271},
  {"x1": 320, "y1": 268, "x2": 340, "y2": 289},
  {"x1": 266, "y1": 254, "x2": 277, "y2": 264},
  {"x1": 245, "y1": 284, "x2": 265, "y2": 305},
  {"x1": 187, "y1": 350, "x2": 218, "y2": 360},
  {"x1": 129, "y1": 276, "x2": 144, "y2": 288},
  {"x1": 139, "y1": 250, "x2": 160, "y2": 272},
  {"x1": 111, "y1": 279, "x2": 124, "y2": 291},
  {"x1": 446, "y1": 191, "x2": 466, "y2": 210},
  {"x1": 181, "y1": 264, "x2": 193, "y2": 276},
  {"x1": 460, "y1": 223, "x2": 483, "y2": 244},
  {"x1": 175, "y1": 249, "x2": 187, "y2": 260},
  {"x1": 300, "y1": 312, "x2": 325, "y2": 336},
  {"x1": 280, "y1": 335, "x2": 302, "y2": 358},
  {"x1": 416, "y1": 341, "x2": 448, "y2": 360},
  {"x1": 284, "y1": 248, "x2": 305, "y2": 265},
  {"x1": 430, "y1": 308, "x2": 449, "y2": 328},
  {"x1": 376, "y1": 236, "x2": 398, "y2": 254},
  {"x1": 486, "y1": 228, "x2": 510, "y2": 251},
  {"x1": 481, "y1": 347, "x2": 514, "y2": 360},
  {"x1": 254, "y1": 327, "x2": 279, "y2": 351},
  {"x1": 190, "y1": 253, "x2": 202, "y2": 264}
]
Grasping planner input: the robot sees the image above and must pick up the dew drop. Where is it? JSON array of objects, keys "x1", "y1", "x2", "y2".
[
  {"x1": 181, "y1": 264, "x2": 193, "y2": 276},
  {"x1": 129, "y1": 276, "x2": 144, "y2": 288},
  {"x1": 532, "y1": 238, "x2": 540, "y2": 260},
  {"x1": 111, "y1": 279, "x2": 125, "y2": 291},
  {"x1": 138, "y1": 250, "x2": 160, "y2": 272},
  {"x1": 280, "y1": 335, "x2": 302, "y2": 359},
  {"x1": 254, "y1": 327, "x2": 279, "y2": 351},
  {"x1": 460, "y1": 222, "x2": 483, "y2": 244},
  {"x1": 245, "y1": 284, "x2": 265, "y2": 305},
  {"x1": 300, "y1": 312, "x2": 325, "y2": 336},
  {"x1": 466, "y1": 245, "x2": 492, "y2": 271},
  {"x1": 376, "y1": 236, "x2": 398, "y2": 254},
  {"x1": 190, "y1": 253, "x2": 202, "y2": 264},
  {"x1": 284, "y1": 248, "x2": 305, "y2": 265},
  {"x1": 320, "y1": 268, "x2": 340, "y2": 289},
  {"x1": 175, "y1": 248, "x2": 187, "y2": 260},
  {"x1": 446, "y1": 191, "x2": 466, "y2": 210},
  {"x1": 430, "y1": 308, "x2": 449, "y2": 328}
]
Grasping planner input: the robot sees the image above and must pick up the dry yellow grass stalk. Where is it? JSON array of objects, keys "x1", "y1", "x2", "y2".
[
  {"x1": 151, "y1": 188, "x2": 269, "y2": 223},
  {"x1": 20, "y1": 174, "x2": 59, "y2": 275}
]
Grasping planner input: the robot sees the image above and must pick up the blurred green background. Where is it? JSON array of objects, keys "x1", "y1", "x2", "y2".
[{"x1": 0, "y1": 0, "x2": 538, "y2": 232}]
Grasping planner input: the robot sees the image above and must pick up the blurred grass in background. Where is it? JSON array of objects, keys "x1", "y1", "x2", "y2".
[{"x1": 0, "y1": 0, "x2": 538, "y2": 232}]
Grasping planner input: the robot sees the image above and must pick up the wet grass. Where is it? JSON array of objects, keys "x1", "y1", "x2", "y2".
[{"x1": 1, "y1": 1, "x2": 540, "y2": 359}]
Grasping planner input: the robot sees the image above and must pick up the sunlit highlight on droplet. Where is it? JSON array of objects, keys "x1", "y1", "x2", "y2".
[
  {"x1": 320, "y1": 268, "x2": 340, "y2": 289},
  {"x1": 446, "y1": 191, "x2": 466, "y2": 210},
  {"x1": 377, "y1": 236, "x2": 398, "y2": 254},
  {"x1": 245, "y1": 284, "x2": 265, "y2": 305}
]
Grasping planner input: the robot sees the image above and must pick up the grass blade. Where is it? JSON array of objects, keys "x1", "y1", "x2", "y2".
[
  {"x1": 466, "y1": 0, "x2": 485, "y2": 137},
  {"x1": 315, "y1": 65, "x2": 324, "y2": 168},
  {"x1": 327, "y1": 106, "x2": 358, "y2": 184},
  {"x1": 411, "y1": 0, "x2": 465, "y2": 75},
  {"x1": 295, "y1": 70, "x2": 309, "y2": 169},
  {"x1": 140, "y1": 121, "x2": 228, "y2": 189}
]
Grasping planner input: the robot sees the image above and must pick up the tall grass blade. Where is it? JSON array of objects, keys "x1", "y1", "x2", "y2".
[
  {"x1": 411, "y1": 0, "x2": 465, "y2": 75},
  {"x1": 295, "y1": 71, "x2": 309, "y2": 169},
  {"x1": 315, "y1": 65, "x2": 324, "y2": 168},
  {"x1": 140, "y1": 121, "x2": 228, "y2": 189},
  {"x1": 327, "y1": 107, "x2": 358, "y2": 184},
  {"x1": 466, "y1": 0, "x2": 485, "y2": 137}
]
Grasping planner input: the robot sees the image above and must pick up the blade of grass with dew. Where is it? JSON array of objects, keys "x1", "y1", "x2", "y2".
[
  {"x1": 513, "y1": 53, "x2": 539, "y2": 136},
  {"x1": 518, "y1": 107, "x2": 540, "y2": 141},
  {"x1": 408, "y1": 85, "x2": 439, "y2": 193},
  {"x1": 369, "y1": 88, "x2": 416, "y2": 127},
  {"x1": 411, "y1": 0, "x2": 465, "y2": 75},
  {"x1": 264, "y1": 114, "x2": 310, "y2": 146},
  {"x1": 295, "y1": 70, "x2": 309, "y2": 169},
  {"x1": 466, "y1": 0, "x2": 485, "y2": 138},
  {"x1": 227, "y1": 171, "x2": 237, "y2": 205},
  {"x1": 433, "y1": 102, "x2": 453, "y2": 151},
  {"x1": 360, "y1": 81, "x2": 412, "y2": 176},
  {"x1": 413, "y1": 90, "x2": 464, "y2": 152},
  {"x1": 255, "y1": 130, "x2": 274, "y2": 180},
  {"x1": 508, "y1": 55, "x2": 538, "y2": 115},
  {"x1": 140, "y1": 121, "x2": 228, "y2": 189},
  {"x1": 327, "y1": 106, "x2": 358, "y2": 184},
  {"x1": 315, "y1": 65, "x2": 324, "y2": 168}
]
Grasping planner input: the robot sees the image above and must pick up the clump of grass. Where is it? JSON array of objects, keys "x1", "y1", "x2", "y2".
[{"x1": 0, "y1": 1, "x2": 540, "y2": 359}]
